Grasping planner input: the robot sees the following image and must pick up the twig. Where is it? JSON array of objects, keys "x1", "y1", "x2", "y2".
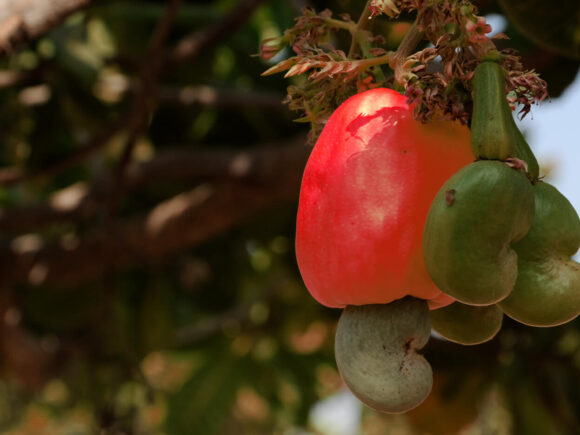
[
  {"x1": 0, "y1": 114, "x2": 130, "y2": 186},
  {"x1": 347, "y1": 0, "x2": 372, "y2": 58},
  {"x1": 110, "y1": 0, "x2": 183, "y2": 207},
  {"x1": 389, "y1": 21, "x2": 424, "y2": 85}
]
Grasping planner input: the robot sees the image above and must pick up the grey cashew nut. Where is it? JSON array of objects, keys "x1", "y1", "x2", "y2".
[{"x1": 334, "y1": 297, "x2": 432, "y2": 413}]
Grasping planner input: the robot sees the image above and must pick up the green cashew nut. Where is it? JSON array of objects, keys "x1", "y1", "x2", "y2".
[
  {"x1": 335, "y1": 297, "x2": 432, "y2": 413},
  {"x1": 430, "y1": 302, "x2": 503, "y2": 345},
  {"x1": 423, "y1": 161, "x2": 535, "y2": 305},
  {"x1": 499, "y1": 182, "x2": 580, "y2": 326}
]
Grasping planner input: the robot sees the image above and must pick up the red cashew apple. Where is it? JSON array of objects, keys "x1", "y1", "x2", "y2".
[{"x1": 295, "y1": 88, "x2": 473, "y2": 309}]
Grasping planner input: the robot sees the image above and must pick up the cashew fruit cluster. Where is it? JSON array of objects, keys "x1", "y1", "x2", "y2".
[
  {"x1": 295, "y1": 60, "x2": 579, "y2": 414},
  {"x1": 296, "y1": 88, "x2": 473, "y2": 412},
  {"x1": 424, "y1": 59, "x2": 580, "y2": 338}
]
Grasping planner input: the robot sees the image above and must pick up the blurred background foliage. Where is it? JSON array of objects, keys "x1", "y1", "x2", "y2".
[{"x1": 0, "y1": 0, "x2": 578, "y2": 434}]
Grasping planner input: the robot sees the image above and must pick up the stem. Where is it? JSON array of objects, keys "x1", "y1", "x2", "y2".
[
  {"x1": 350, "y1": 1, "x2": 388, "y2": 82},
  {"x1": 348, "y1": 0, "x2": 372, "y2": 58},
  {"x1": 389, "y1": 21, "x2": 424, "y2": 85},
  {"x1": 359, "y1": 53, "x2": 393, "y2": 69},
  {"x1": 394, "y1": 22, "x2": 424, "y2": 60},
  {"x1": 325, "y1": 17, "x2": 357, "y2": 32}
]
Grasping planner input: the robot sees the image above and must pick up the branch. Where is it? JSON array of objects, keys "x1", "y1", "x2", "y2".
[
  {"x1": 0, "y1": 137, "x2": 307, "y2": 234},
  {"x1": 0, "y1": 0, "x2": 268, "y2": 186},
  {"x1": 0, "y1": 114, "x2": 130, "y2": 185},
  {"x1": 0, "y1": 0, "x2": 91, "y2": 55},
  {"x1": 0, "y1": 139, "x2": 310, "y2": 286},
  {"x1": 93, "y1": 72, "x2": 287, "y2": 109},
  {"x1": 0, "y1": 84, "x2": 288, "y2": 187},
  {"x1": 155, "y1": 85, "x2": 285, "y2": 110},
  {"x1": 108, "y1": 0, "x2": 183, "y2": 222}
]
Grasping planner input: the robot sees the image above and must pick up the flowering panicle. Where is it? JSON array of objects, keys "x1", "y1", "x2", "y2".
[
  {"x1": 261, "y1": 7, "x2": 389, "y2": 138},
  {"x1": 260, "y1": 0, "x2": 548, "y2": 133}
]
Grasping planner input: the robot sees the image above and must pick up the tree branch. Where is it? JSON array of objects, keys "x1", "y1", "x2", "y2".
[
  {"x1": 0, "y1": 137, "x2": 307, "y2": 234},
  {"x1": 0, "y1": 114, "x2": 130, "y2": 186},
  {"x1": 0, "y1": 139, "x2": 310, "y2": 286},
  {"x1": 0, "y1": 0, "x2": 91, "y2": 54},
  {"x1": 0, "y1": 0, "x2": 269, "y2": 186},
  {"x1": 155, "y1": 85, "x2": 285, "y2": 110},
  {"x1": 108, "y1": 0, "x2": 183, "y2": 218}
]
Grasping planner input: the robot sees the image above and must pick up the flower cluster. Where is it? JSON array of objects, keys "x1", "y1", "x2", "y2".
[
  {"x1": 261, "y1": 8, "x2": 388, "y2": 138},
  {"x1": 261, "y1": 0, "x2": 548, "y2": 132},
  {"x1": 381, "y1": 0, "x2": 546, "y2": 122},
  {"x1": 260, "y1": 8, "x2": 350, "y2": 61}
]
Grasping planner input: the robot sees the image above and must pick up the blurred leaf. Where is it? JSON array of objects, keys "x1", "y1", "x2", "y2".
[
  {"x1": 498, "y1": 0, "x2": 580, "y2": 59},
  {"x1": 407, "y1": 371, "x2": 483, "y2": 434},
  {"x1": 50, "y1": 17, "x2": 102, "y2": 85},
  {"x1": 19, "y1": 284, "x2": 99, "y2": 332},
  {"x1": 164, "y1": 346, "x2": 245, "y2": 435},
  {"x1": 510, "y1": 380, "x2": 565, "y2": 435},
  {"x1": 139, "y1": 277, "x2": 174, "y2": 354}
]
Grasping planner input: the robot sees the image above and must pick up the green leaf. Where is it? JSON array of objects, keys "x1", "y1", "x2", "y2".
[
  {"x1": 164, "y1": 346, "x2": 244, "y2": 435},
  {"x1": 511, "y1": 380, "x2": 565, "y2": 435},
  {"x1": 498, "y1": 0, "x2": 580, "y2": 59}
]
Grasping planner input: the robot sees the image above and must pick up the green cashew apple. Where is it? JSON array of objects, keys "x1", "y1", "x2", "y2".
[
  {"x1": 423, "y1": 160, "x2": 535, "y2": 305},
  {"x1": 335, "y1": 298, "x2": 432, "y2": 413},
  {"x1": 499, "y1": 182, "x2": 580, "y2": 326},
  {"x1": 430, "y1": 302, "x2": 503, "y2": 345}
]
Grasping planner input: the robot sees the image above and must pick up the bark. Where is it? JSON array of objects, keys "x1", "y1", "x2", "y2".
[
  {"x1": 0, "y1": 138, "x2": 307, "y2": 233},
  {"x1": 0, "y1": 139, "x2": 311, "y2": 287},
  {"x1": 0, "y1": 0, "x2": 91, "y2": 53}
]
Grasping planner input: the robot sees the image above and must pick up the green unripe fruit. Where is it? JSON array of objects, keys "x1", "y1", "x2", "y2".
[
  {"x1": 423, "y1": 160, "x2": 535, "y2": 305},
  {"x1": 430, "y1": 302, "x2": 503, "y2": 345},
  {"x1": 470, "y1": 61, "x2": 516, "y2": 160},
  {"x1": 499, "y1": 182, "x2": 580, "y2": 326},
  {"x1": 470, "y1": 61, "x2": 540, "y2": 180},
  {"x1": 335, "y1": 298, "x2": 432, "y2": 413},
  {"x1": 513, "y1": 122, "x2": 540, "y2": 182}
]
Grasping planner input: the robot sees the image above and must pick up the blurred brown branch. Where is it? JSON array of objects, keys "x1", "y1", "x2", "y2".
[
  {"x1": 0, "y1": 138, "x2": 310, "y2": 287},
  {"x1": 109, "y1": 0, "x2": 184, "y2": 216},
  {"x1": 0, "y1": 0, "x2": 91, "y2": 54},
  {"x1": 0, "y1": 137, "x2": 307, "y2": 233},
  {"x1": 0, "y1": 84, "x2": 288, "y2": 186},
  {"x1": 155, "y1": 85, "x2": 285, "y2": 110},
  {"x1": 0, "y1": 0, "x2": 270, "y2": 187}
]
